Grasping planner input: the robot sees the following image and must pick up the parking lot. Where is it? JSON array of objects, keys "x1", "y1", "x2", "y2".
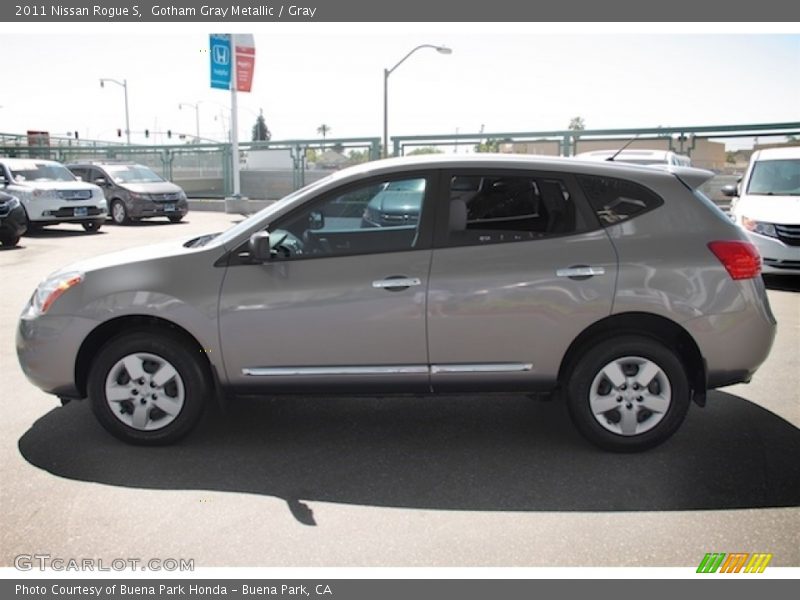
[{"x1": 1, "y1": 213, "x2": 798, "y2": 568}]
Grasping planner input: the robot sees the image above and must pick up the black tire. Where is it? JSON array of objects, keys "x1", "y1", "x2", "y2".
[
  {"x1": 168, "y1": 215, "x2": 184, "y2": 223},
  {"x1": 111, "y1": 199, "x2": 130, "y2": 225},
  {"x1": 565, "y1": 335, "x2": 690, "y2": 452},
  {"x1": 88, "y1": 330, "x2": 209, "y2": 445},
  {"x1": 82, "y1": 220, "x2": 103, "y2": 233},
  {"x1": 0, "y1": 233, "x2": 20, "y2": 247}
]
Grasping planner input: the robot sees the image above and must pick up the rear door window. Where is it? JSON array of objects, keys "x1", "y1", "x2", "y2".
[
  {"x1": 576, "y1": 174, "x2": 663, "y2": 226},
  {"x1": 444, "y1": 172, "x2": 589, "y2": 247}
]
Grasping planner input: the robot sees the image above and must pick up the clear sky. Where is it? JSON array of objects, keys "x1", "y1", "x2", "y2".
[{"x1": 0, "y1": 24, "x2": 798, "y2": 148}]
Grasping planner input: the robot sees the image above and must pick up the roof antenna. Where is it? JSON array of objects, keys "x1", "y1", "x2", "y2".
[{"x1": 606, "y1": 134, "x2": 640, "y2": 161}]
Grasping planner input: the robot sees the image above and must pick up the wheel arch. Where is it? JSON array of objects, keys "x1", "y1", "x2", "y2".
[
  {"x1": 557, "y1": 312, "x2": 707, "y2": 406},
  {"x1": 75, "y1": 315, "x2": 215, "y2": 399}
]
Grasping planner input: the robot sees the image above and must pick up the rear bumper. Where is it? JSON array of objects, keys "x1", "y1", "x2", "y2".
[{"x1": 685, "y1": 277, "x2": 776, "y2": 390}]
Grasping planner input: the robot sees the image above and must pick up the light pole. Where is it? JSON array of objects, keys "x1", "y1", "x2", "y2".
[
  {"x1": 100, "y1": 77, "x2": 130, "y2": 145},
  {"x1": 179, "y1": 101, "x2": 201, "y2": 141},
  {"x1": 383, "y1": 44, "x2": 451, "y2": 158}
]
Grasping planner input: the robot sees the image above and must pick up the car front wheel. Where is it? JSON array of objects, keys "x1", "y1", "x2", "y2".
[
  {"x1": 82, "y1": 220, "x2": 104, "y2": 233},
  {"x1": 88, "y1": 331, "x2": 208, "y2": 444},
  {"x1": 566, "y1": 336, "x2": 690, "y2": 452},
  {"x1": 111, "y1": 200, "x2": 130, "y2": 225}
]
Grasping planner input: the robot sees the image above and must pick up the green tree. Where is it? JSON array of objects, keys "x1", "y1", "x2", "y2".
[
  {"x1": 251, "y1": 109, "x2": 271, "y2": 142},
  {"x1": 347, "y1": 149, "x2": 370, "y2": 164},
  {"x1": 474, "y1": 138, "x2": 501, "y2": 153},
  {"x1": 568, "y1": 116, "x2": 586, "y2": 132},
  {"x1": 408, "y1": 146, "x2": 443, "y2": 155}
]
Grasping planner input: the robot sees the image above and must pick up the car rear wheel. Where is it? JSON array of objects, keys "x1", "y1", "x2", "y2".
[
  {"x1": 111, "y1": 200, "x2": 130, "y2": 225},
  {"x1": 88, "y1": 331, "x2": 208, "y2": 445},
  {"x1": 168, "y1": 215, "x2": 184, "y2": 223},
  {"x1": 565, "y1": 336, "x2": 690, "y2": 452},
  {"x1": 82, "y1": 220, "x2": 103, "y2": 233}
]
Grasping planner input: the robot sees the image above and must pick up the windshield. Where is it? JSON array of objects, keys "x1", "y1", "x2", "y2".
[
  {"x1": 9, "y1": 162, "x2": 76, "y2": 182},
  {"x1": 210, "y1": 174, "x2": 336, "y2": 248},
  {"x1": 106, "y1": 165, "x2": 164, "y2": 183},
  {"x1": 747, "y1": 159, "x2": 800, "y2": 196}
]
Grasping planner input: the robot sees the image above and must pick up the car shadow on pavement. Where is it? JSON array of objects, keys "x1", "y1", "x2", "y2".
[
  {"x1": 18, "y1": 390, "x2": 800, "y2": 520},
  {"x1": 24, "y1": 228, "x2": 105, "y2": 238}
]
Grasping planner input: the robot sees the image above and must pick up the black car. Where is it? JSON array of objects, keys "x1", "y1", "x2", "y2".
[{"x1": 0, "y1": 191, "x2": 27, "y2": 247}]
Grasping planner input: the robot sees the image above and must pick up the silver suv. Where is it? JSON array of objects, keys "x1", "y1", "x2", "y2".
[{"x1": 16, "y1": 155, "x2": 776, "y2": 451}]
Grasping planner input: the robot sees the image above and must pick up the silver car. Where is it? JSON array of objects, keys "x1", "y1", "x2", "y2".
[{"x1": 16, "y1": 155, "x2": 776, "y2": 451}]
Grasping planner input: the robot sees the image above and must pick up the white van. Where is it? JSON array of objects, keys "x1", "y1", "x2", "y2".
[
  {"x1": 575, "y1": 149, "x2": 692, "y2": 167},
  {"x1": 725, "y1": 146, "x2": 800, "y2": 275}
]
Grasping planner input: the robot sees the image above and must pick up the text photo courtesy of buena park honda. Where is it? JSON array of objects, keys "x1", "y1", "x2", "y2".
[{"x1": 1, "y1": 26, "x2": 798, "y2": 572}]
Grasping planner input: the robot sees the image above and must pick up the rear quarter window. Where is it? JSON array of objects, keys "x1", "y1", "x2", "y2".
[{"x1": 577, "y1": 174, "x2": 663, "y2": 226}]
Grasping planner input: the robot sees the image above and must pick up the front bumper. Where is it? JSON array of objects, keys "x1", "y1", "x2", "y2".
[
  {"x1": 128, "y1": 199, "x2": 189, "y2": 219},
  {"x1": 746, "y1": 230, "x2": 800, "y2": 274},
  {"x1": 0, "y1": 206, "x2": 27, "y2": 237},
  {"x1": 17, "y1": 309, "x2": 99, "y2": 398}
]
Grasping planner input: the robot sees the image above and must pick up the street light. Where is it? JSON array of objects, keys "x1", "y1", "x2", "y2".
[
  {"x1": 100, "y1": 77, "x2": 130, "y2": 145},
  {"x1": 383, "y1": 44, "x2": 452, "y2": 158},
  {"x1": 179, "y1": 101, "x2": 202, "y2": 141}
]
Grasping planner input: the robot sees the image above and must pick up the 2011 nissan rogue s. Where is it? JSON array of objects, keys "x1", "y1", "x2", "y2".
[{"x1": 16, "y1": 155, "x2": 776, "y2": 451}]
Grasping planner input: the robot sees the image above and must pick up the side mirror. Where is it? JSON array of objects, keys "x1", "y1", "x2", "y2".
[
  {"x1": 308, "y1": 210, "x2": 325, "y2": 230},
  {"x1": 94, "y1": 177, "x2": 107, "y2": 186},
  {"x1": 720, "y1": 184, "x2": 738, "y2": 198},
  {"x1": 248, "y1": 231, "x2": 272, "y2": 262}
]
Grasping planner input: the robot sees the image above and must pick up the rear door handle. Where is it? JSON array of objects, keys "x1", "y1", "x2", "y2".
[
  {"x1": 556, "y1": 266, "x2": 606, "y2": 280},
  {"x1": 372, "y1": 277, "x2": 422, "y2": 291}
]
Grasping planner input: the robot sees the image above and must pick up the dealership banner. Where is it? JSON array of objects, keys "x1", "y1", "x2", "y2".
[
  {"x1": 5, "y1": 579, "x2": 799, "y2": 599},
  {"x1": 1, "y1": 0, "x2": 797, "y2": 22}
]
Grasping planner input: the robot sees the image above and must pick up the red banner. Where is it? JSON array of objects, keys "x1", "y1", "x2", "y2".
[{"x1": 234, "y1": 36, "x2": 255, "y2": 93}]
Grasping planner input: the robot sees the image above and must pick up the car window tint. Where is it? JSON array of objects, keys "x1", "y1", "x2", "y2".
[
  {"x1": 577, "y1": 174, "x2": 663, "y2": 226},
  {"x1": 273, "y1": 177, "x2": 426, "y2": 259},
  {"x1": 446, "y1": 174, "x2": 582, "y2": 246}
]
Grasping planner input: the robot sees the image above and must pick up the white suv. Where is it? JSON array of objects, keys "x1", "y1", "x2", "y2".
[
  {"x1": 726, "y1": 147, "x2": 800, "y2": 274},
  {"x1": 0, "y1": 158, "x2": 107, "y2": 232}
]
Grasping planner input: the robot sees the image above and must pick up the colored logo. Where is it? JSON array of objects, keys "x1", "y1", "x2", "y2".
[
  {"x1": 209, "y1": 34, "x2": 231, "y2": 90},
  {"x1": 697, "y1": 553, "x2": 772, "y2": 573}
]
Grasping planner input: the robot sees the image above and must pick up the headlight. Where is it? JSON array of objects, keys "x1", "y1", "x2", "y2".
[
  {"x1": 31, "y1": 272, "x2": 84, "y2": 315},
  {"x1": 178, "y1": 190, "x2": 187, "y2": 201},
  {"x1": 742, "y1": 217, "x2": 777, "y2": 238},
  {"x1": 130, "y1": 192, "x2": 150, "y2": 201},
  {"x1": 6, "y1": 196, "x2": 20, "y2": 210},
  {"x1": 32, "y1": 189, "x2": 58, "y2": 200}
]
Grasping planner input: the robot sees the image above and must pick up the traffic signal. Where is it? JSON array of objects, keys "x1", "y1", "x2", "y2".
[
  {"x1": 145, "y1": 129, "x2": 150, "y2": 138},
  {"x1": 117, "y1": 128, "x2": 122, "y2": 137},
  {"x1": 74, "y1": 131, "x2": 79, "y2": 139},
  {"x1": 167, "y1": 130, "x2": 172, "y2": 139}
]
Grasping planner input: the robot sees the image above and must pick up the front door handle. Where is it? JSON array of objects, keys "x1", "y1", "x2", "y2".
[
  {"x1": 556, "y1": 265, "x2": 606, "y2": 280},
  {"x1": 372, "y1": 277, "x2": 422, "y2": 291}
]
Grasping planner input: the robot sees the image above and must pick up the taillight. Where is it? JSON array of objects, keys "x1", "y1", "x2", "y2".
[{"x1": 708, "y1": 241, "x2": 761, "y2": 280}]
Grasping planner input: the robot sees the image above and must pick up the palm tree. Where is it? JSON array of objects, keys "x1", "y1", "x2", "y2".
[{"x1": 317, "y1": 124, "x2": 331, "y2": 144}]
